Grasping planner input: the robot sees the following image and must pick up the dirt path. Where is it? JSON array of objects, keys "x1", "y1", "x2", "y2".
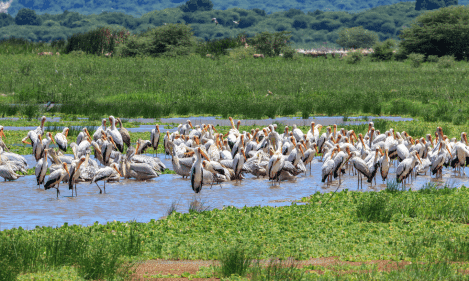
[{"x1": 131, "y1": 257, "x2": 412, "y2": 280}]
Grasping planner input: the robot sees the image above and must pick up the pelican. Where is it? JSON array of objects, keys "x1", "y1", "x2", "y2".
[
  {"x1": 91, "y1": 163, "x2": 122, "y2": 194},
  {"x1": 267, "y1": 147, "x2": 285, "y2": 184},
  {"x1": 35, "y1": 149, "x2": 49, "y2": 188},
  {"x1": 93, "y1": 119, "x2": 107, "y2": 141},
  {"x1": 107, "y1": 116, "x2": 124, "y2": 153},
  {"x1": 117, "y1": 118, "x2": 131, "y2": 148},
  {"x1": 190, "y1": 147, "x2": 208, "y2": 193},
  {"x1": 44, "y1": 162, "x2": 70, "y2": 198},
  {"x1": 68, "y1": 156, "x2": 86, "y2": 196},
  {"x1": 55, "y1": 127, "x2": 69, "y2": 152},
  {"x1": 150, "y1": 124, "x2": 160, "y2": 156}
]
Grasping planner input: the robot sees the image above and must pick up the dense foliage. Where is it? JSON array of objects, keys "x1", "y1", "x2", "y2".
[
  {"x1": 5, "y1": 0, "x2": 423, "y2": 17},
  {"x1": 0, "y1": 2, "x2": 425, "y2": 48},
  {"x1": 2, "y1": 187, "x2": 469, "y2": 279},
  {"x1": 399, "y1": 5, "x2": 469, "y2": 60},
  {"x1": 336, "y1": 26, "x2": 379, "y2": 48},
  {"x1": 415, "y1": 0, "x2": 458, "y2": 10}
]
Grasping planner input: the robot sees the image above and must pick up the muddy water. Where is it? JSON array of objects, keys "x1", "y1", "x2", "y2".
[{"x1": 1, "y1": 154, "x2": 467, "y2": 231}]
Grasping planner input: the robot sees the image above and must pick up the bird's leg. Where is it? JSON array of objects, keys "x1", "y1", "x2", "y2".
[{"x1": 95, "y1": 182, "x2": 102, "y2": 194}]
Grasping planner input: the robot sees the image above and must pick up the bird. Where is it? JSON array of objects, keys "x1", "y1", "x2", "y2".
[
  {"x1": 233, "y1": 20, "x2": 240, "y2": 24},
  {"x1": 35, "y1": 149, "x2": 49, "y2": 188},
  {"x1": 117, "y1": 118, "x2": 131, "y2": 148},
  {"x1": 93, "y1": 119, "x2": 107, "y2": 141},
  {"x1": 44, "y1": 162, "x2": 70, "y2": 198},
  {"x1": 233, "y1": 147, "x2": 247, "y2": 181},
  {"x1": 190, "y1": 147, "x2": 208, "y2": 193},
  {"x1": 150, "y1": 124, "x2": 161, "y2": 156},
  {"x1": 34, "y1": 116, "x2": 47, "y2": 136},
  {"x1": 396, "y1": 151, "x2": 422, "y2": 186},
  {"x1": 211, "y1": 18, "x2": 219, "y2": 25},
  {"x1": 0, "y1": 126, "x2": 8, "y2": 152},
  {"x1": 107, "y1": 116, "x2": 124, "y2": 153},
  {"x1": 91, "y1": 163, "x2": 122, "y2": 194},
  {"x1": 55, "y1": 127, "x2": 69, "y2": 152},
  {"x1": 68, "y1": 156, "x2": 86, "y2": 196}
]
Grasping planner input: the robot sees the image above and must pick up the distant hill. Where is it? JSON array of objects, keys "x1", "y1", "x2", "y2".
[
  {"x1": 4, "y1": 0, "x2": 438, "y2": 17},
  {"x1": 0, "y1": 1, "x2": 429, "y2": 48}
]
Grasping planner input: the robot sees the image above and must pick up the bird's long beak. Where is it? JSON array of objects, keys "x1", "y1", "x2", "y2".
[
  {"x1": 242, "y1": 150, "x2": 247, "y2": 161},
  {"x1": 195, "y1": 136, "x2": 200, "y2": 145},
  {"x1": 109, "y1": 136, "x2": 117, "y2": 149},
  {"x1": 446, "y1": 146, "x2": 452, "y2": 158},
  {"x1": 49, "y1": 133, "x2": 55, "y2": 144},
  {"x1": 64, "y1": 164, "x2": 70, "y2": 177},
  {"x1": 189, "y1": 121, "x2": 194, "y2": 129},
  {"x1": 0, "y1": 128, "x2": 5, "y2": 139},
  {"x1": 156, "y1": 124, "x2": 160, "y2": 133},
  {"x1": 114, "y1": 165, "x2": 123, "y2": 177},
  {"x1": 41, "y1": 117, "x2": 46, "y2": 126},
  {"x1": 212, "y1": 125, "x2": 218, "y2": 133},
  {"x1": 416, "y1": 153, "x2": 422, "y2": 165},
  {"x1": 65, "y1": 128, "x2": 69, "y2": 137},
  {"x1": 201, "y1": 150, "x2": 210, "y2": 161},
  {"x1": 39, "y1": 134, "x2": 43, "y2": 144},
  {"x1": 135, "y1": 142, "x2": 140, "y2": 154},
  {"x1": 464, "y1": 134, "x2": 468, "y2": 146},
  {"x1": 85, "y1": 128, "x2": 92, "y2": 140},
  {"x1": 438, "y1": 142, "x2": 442, "y2": 153},
  {"x1": 299, "y1": 146, "x2": 304, "y2": 157},
  {"x1": 77, "y1": 159, "x2": 85, "y2": 170},
  {"x1": 22, "y1": 140, "x2": 31, "y2": 145}
]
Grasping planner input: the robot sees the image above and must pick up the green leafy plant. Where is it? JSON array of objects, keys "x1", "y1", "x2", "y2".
[
  {"x1": 345, "y1": 51, "x2": 363, "y2": 64},
  {"x1": 426, "y1": 55, "x2": 439, "y2": 62},
  {"x1": 371, "y1": 39, "x2": 396, "y2": 61},
  {"x1": 251, "y1": 31, "x2": 292, "y2": 57},
  {"x1": 437, "y1": 55, "x2": 456, "y2": 69},
  {"x1": 407, "y1": 53, "x2": 425, "y2": 68},
  {"x1": 218, "y1": 245, "x2": 252, "y2": 277}
]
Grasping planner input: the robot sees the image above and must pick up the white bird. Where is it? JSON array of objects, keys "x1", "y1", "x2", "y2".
[
  {"x1": 34, "y1": 116, "x2": 47, "y2": 136},
  {"x1": 91, "y1": 163, "x2": 122, "y2": 194},
  {"x1": 233, "y1": 20, "x2": 240, "y2": 24},
  {"x1": 150, "y1": 124, "x2": 161, "y2": 156},
  {"x1": 396, "y1": 151, "x2": 422, "y2": 186},
  {"x1": 55, "y1": 127, "x2": 69, "y2": 152},
  {"x1": 431, "y1": 142, "x2": 451, "y2": 178},
  {"x1": 233, "y1": 147, "x2": 247, "y2": 181},
  {"x1": 292, "y1": 124, "x2": 304, "y2": 143},
  {"x1": 44, "y1": 162, "x2": 70, "y2": 198},
  {"x1": 212, "y1": 18, "x2": 219, "y2": 25},
  {"x1": 68, "y1": 156, "x2": 86, "y2": 196},
  {"x1": 33, "y1": 134, "x2": 44, "y2": 161},
  {"x1": 93, "y1": 119, "x2": 107, "y2": 141},
  {"x1": 0, "y1": 126, "x2": 8, "y2": 152},
  {"x1": 35, "y1": 149, "x2": 49, "y2": 188},
  {"x1": 321, "y1": 148, "x2": 337, "y2": 183},
  {"x1": 107, "y1": 116, "x2": 124, "y2": 153},
  {"x1": 190, "y1": 147, "x2": 207, "y2": 193},
  {"x1": 76, "y1": 128, "x2": 91, "y2": 146},
  {"x1": 379, "y1": 148, "x2": 391, "y2": 181}
]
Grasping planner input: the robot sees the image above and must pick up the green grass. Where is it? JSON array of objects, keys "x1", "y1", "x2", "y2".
[
  {"x1": 3, "y1": 186, "x2": 469, "y2": 280},
  {"x1": 1, "y1": 53, "x2": 469, "y2": 121}
]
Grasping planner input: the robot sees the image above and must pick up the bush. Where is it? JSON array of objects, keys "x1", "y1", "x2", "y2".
[
  {"x1": 408, "y1": 53, "x2": 425, "y2": 68},
  {"x1": 393, "y1": 48, "x2": 408, "y2": 61},
  {"x1": 65, "y1": 27, "x2": 130, "y2": 56},
  {"x1": 427, "y1": 55, "x2": 439, "y2": 62},
  {"x1": 116, "y1": 36, "x2": 151, "y2": 57},
  {"x1": 195, "y1": 37, "x2": 242, "y2": 57},
  {"x1": 282, "y1": 47, "x2": 296, "y2": 59},
  {"x1": 227, "y1": 45, "x2": 256, "y2": 60},
  {"x1": 399, "y1": 6, "x2": 469, "y2": 60},
  {"x1": 0, "y1": 13, "x2": 14, "y2": 27},
  {"x1": 370, "y1": 39, "x2": 396, "y2": 61},
  {"x1": 415, "y1": 0, "x2": 457, "y2": 11},
  {"x1": 438, "y1": 55, "x2": 456, "y2": 68},
  {"x1": 345, "y1": 51, "x2": 363, "y2": 64},
  {"x1": 146, "y1": 24, "x2": 195, "y2": 57},
  {"x1": 356, "y1": 193, "x2": 392, "y2": 223},
  {"x1": 218, "y1": 245, "x2": 251, "y2": 277},
  {"x1": 336, "y1": 26, "x2": 379, "y2": 49},
  {"x1": 251, "y1": 31, "x2": 292, "y2": 57}
]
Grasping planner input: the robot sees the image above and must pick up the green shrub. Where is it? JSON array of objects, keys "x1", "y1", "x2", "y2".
[
  {"x1": 407, "y1": 53, "x2": 425, "y2": 68},
  {"x1": 282, "y1": 47, "x2": 296, "y2": 59},
  {"x1": 370, "y1": 39, "x2": 396, "y2": 61},
  {"x1": 345, "y1": 51, "x2": 363, "y2": 64},
  {"x1": 195, "y1": 37, "x2": 242, "y2": 57},
  {"x1": 227, "y1": 45, "x2": 256, "y2": 60},
  {"x1": 452, "y1": 112, "x2": 466, "y2": 125},
  {"x1": 251, "y1": 31, "x2": 292, "y2": 57},
  {"x1": 146, "y1": 24, "x2": 195, "y2": 57},
  {"x1": 426, "y1": 55, "x2": 439, "y2": 62},
  {"x1": 336, "y1": 26, "x2": 379, "y2": 49},
  {"x1": 393, "y1": 47, "x2": 408, "y2": 61},
  {"x1": 65, "y1": 27, "x2": 130, "y2": 56},
  {"x1": 438, "y1": 55, "x2": 456, "y2": 69},
  {"x1": 115, "y1": 36, "x2": 151, "y2": 57}
]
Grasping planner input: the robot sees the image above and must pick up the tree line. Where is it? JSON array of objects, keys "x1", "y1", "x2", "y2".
[{"x1": 0, "y1": 2, "x2": 428, "y2": 47}]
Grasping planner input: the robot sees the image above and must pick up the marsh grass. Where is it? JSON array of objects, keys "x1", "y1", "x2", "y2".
[
  {"x1": 218, "y1": 245, "x2": 252, "y2": 278},
  {"x1": 356, "y1": 192, "x2": 392, "y2": 223},
  {"x1": 166, "y1": 199, "x2": 180, "y2": 216},
  {"x1": 0, "y1": 222, "x2": 141, "y2": 280},
  {"x1": 2, "y1": 54, "x2": 469, "y2": 120},
  {"x1": 251, "y1": 258, "x2": 304, "y2": 281}
]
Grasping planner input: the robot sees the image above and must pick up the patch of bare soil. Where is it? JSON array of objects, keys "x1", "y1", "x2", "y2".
[{"x1": 131, "y1": 257, "x2": 418, "y2": 280}]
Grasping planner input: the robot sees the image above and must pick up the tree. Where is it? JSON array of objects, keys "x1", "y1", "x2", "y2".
[
  {"x1": 179, "y1": 0, "x2": 213, "y2": 13},
  {"x1": 399, "y1": 5, "x2": 469, "y2": 60},
  {"x1": 336, "y1": 26, "x2": 379, "y2": 49},
  {"x1": 415, "y1": 0, "x2": 457, "y2": 11},
  {"x1": 0, "y1": 13, "x2": 14, "y2": 27},
  {"x1": 15, "y1": 8, "x2": 42, "y2": 25}
]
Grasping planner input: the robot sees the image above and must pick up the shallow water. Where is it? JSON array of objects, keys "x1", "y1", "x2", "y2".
[{"x1": 1, "y1": 154, "x2": 467, "y2": 231}]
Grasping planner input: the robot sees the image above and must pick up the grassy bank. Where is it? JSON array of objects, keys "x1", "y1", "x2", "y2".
[
  {"x1": 1, "y1": 54, "x2": 469, "y2": 122},
  {"x1": 3, "y1": 185, "x2": 469, "y2": 279}
]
